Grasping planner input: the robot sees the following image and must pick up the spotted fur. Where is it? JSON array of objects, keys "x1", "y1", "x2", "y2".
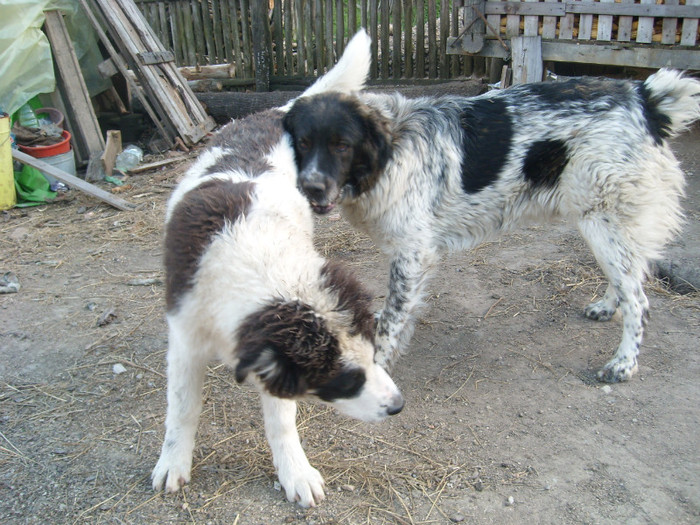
[
  {"x1": 152, "y1": 31, "x2": 403, "y2": 509},
  {"x1": 284, "y1": 69, "x2": 700, "y2": 383}
]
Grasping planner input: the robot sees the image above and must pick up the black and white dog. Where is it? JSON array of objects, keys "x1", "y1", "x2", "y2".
[
  {"x1": 152, "y1": 32, "x2": 403, "y2": 508},
  {"x1": 283, "y1": 70, "x2": 700, "y2": 383}
]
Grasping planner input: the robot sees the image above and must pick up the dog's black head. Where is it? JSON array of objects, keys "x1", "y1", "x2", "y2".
[{"x1": 283, "y1": 93, "x2": 393, "y2": 214}]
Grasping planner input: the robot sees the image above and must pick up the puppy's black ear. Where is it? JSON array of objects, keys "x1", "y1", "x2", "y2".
[
  {"x1": 235, "y1": 300, "x2": 341, "y2": 398},
  {"x1": 353, "y1": 104, "x2": 393, "y2": 191}
]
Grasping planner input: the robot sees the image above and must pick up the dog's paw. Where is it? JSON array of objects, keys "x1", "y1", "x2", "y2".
[
  {"x1": 584, "y1": 300, "x2": 617, "y2": 322},
  {"x1": 152, "y1": 454, "x2": 191, "y2": 493},
  {"x1": 278, "y1": 465, "x2": 325, "y2": 507},
  {"x1": 597, "y1": 356, "x2": 638, "y2": 383}
]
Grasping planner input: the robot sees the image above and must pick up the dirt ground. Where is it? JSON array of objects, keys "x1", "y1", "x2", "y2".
[{"x1": 1, "y1": 126, "x2": 698, "y2": 525}]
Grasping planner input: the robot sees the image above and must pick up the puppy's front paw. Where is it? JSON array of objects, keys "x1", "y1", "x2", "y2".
[
  {"x1": 597, "y1": 356, "x2": 638, "y2": 383},
  {"x1": 278, "y1": 465, "x2": 325, "y2": 508},
  {"x1": 152, "y1": 453, "x2": 192, "y2": 493}
]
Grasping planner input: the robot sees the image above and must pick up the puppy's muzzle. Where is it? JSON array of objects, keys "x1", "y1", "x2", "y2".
[{"x1": 385, "y1": 393, "x2": 404, "y2": 416}]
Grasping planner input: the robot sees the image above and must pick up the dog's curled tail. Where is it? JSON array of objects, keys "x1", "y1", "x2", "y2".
[{"x1": 643, "y1": 69, "x2": 700, "y2": 137}]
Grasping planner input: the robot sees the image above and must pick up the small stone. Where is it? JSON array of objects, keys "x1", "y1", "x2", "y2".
[
  {"x1": 112, "y1": 363, "x2": 127, "y2": 375},
  {"x1": 449, "y1": 513, "x2": 466, "y2": 523},
  {"x1": 340, "y1": 484, "x2": 355, "y2": 492},
  {"x1": 601, "y1": 385, "x2": 612, "y2": 394},
  {"x1": 506, "y1": 496, "x2": 515, "y2": 506},
  {"x1": 274, "y1": 481, "x2": 282, "y2": 491}
]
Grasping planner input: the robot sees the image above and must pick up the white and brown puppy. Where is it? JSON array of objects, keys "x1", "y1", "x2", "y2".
[
  {"x1": 283, "y1": 70, "x2": 700, "y2": 383},
  {"x1": 152, "y1": 31, "x2": 403, "y2": 508}
]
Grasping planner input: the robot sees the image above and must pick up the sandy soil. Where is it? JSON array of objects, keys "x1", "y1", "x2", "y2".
[{"x1": 1, "y1": 129, "x2": 698, "y2": 525}]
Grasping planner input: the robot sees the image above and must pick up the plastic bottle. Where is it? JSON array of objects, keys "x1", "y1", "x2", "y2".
[
  {"x1": 114, "y1": 144, "x2": 144, "y2": 173},
  {"x1": 17, "y1": 104, "x2": 39, "y2": 128}
]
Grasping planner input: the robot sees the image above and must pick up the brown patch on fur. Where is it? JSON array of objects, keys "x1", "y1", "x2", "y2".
[
  {"x1": 321, "y1": 260, "x2": 375, "y2": 341},
  {"x1": 234, "y1": 300, "x2": 342, "y2": 398},
  {"x1": 206, "y1": 109, "x2": 285, "y2": 178},
  {"x1": 165, "y1": 179, "x2": 254, "y2": 311}
]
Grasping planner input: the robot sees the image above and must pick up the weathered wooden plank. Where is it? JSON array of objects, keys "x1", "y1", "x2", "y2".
[
  {"x1": 482, "y1": 2, "x2": 700, "y2": 18},
  {"x1": 189, "y1": 0, "x2": 206, "y2": 63},
  {"x1": 511, "y1": 35, "x2": 542, "y2": 84},
  {"x1": 597, "y1": 0, "x2": 614, "y2": 42},
  {"x1": 439, "y1": 0, "x2": 450, "y2": 78},
  {"x1": 381, "y1": 0, "x2": 390, "y2": 78},
  {"x1": 325, "y1": 0, "x2": 334, "y2": 70},
  {"x1": 272, "y1": 0, "x2": 283, "y2": 73},
  {"x1": 680, "y1": 0, "x2": 699, "y2": 46},
  {"x1": 43, "y1": 10, "x2": 105, "y2": 159},
  {"x1": 617, "y1": 0, "x2": 634, "y2": 43},
  {"x1": 337, "y1": 0, "x2": 345, "y2": 58},
  {"x1": 199, "y1": 0, "x2": 217, "y2": 63},
  {"x1": 13, "y1": 149, "x2": 135, "y2": 211},
  {"x1": 210, "y1": 0, "x2": 225, "y2": 62},
  {"x1": 217, "y1": 0, "x2": 233, "y2": 62},
  {"x1": 636, "y1": 0, "x2": 655, "y2": 44},
  {"x1": 415, "y1": 0, "x2": 425, "y2": 78},
  {"x1": 394, "y1": 0, "x2": 403, "y2": 78},
  {"x1": 348, "y1": 0, "x2": 357, "y2": 34},
  {"x1": 315, "y1": 0, "x2": 324, "y2": 74},
  {"x1": 283, "y1": 0, "x2": 293, "y2": 75},
  {"x1": 447, "y1": 38, "x2": 700, "y2": 70},
  {"x1": 662, "y1": 0, "x2": 680, "y2": 45},
  {"x1": 78, "y1": 0, "x2": 174, "y2": 147},
  {"x1": 428, "y1": 0, "x2": 437, "y2": 78},
  {"x1": 251, "y1": 0, "x2": 271, "y2": 91},
  {"x1": 559, "y1": 8, "x2": 575, "y2": 40},
  {"x1": 541, "y1": 41, "x2": 700, "y2": 69},
  {"x1": 523, "y1": 0, "x2": 539, "y2": 37},
  {"x1": 405, "y1": 0, "x2": 414, "y2": 78},
  {"x1": 578, "y1": 0, "x2": 594, "y2": 41}
]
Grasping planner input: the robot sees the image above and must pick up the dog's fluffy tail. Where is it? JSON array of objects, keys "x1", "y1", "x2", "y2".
[
  {"x1": 281, "y1": 30, "x2": 371, "y2": 111},
  {"x1": 643, "y1": 69, "x2": 700, "y2": 137}
]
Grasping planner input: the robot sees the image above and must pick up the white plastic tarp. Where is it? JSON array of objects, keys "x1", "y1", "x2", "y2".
[{"x1": 0, "y1": 0, "x2": 110, "y2": 116}]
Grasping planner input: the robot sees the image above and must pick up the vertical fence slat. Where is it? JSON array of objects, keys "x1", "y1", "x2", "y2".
[
  {"x1": 230, "y1": 1, "x2": 244, "y2": 73},
  {"x1": 415, "y1": 0, "x2": 424, "y2": 78},
  {"x1": 303, "y1": 0, "x2": 312, "y2": 75},
  {"x1": 272, "y1": 0, "x2": 283, "y2": 73},
  {"x1": 680, "y1": 0, "x2": 699, "y2": 46},
  {"x1": 596, "y1": 0, "x2": 614, "y2": 42},
  {"x1": 348, "y1": 0, "x2": 357, "y2": 34},
  {"x1": 428, "y1": 0, "x2": 437, "y2": 78},
  {"x1": 541, "y1": 0, "x2": 557, "y2": 39},
  {"x1": 636, "y1": 0, "x2": 655, "y2": 44},
  {"x1": 439, "y1": 2, "x2": 449, "y2": 78},
  {"x1": 370, "y1": 0, "x2": 379, "y2": 78},
  {"x1": 210, "y1": 0, "x2": 224, "y2": 62},
  {"x1": 617, "y1": 0, "x2": 633, "y2": 42},
  {"x1": 315, "y1": 0, "x2": 324, "y2": 73},
  {"x1": 283, "y1": 0, "x2": 293, "y2": 75},
  {"x1": 325, "y1": 0, "x2": 334, "y2": 70},
  {"x1": 404, "y1": 0, "x2": 414, "y2": 78},
  {"x1": 393, "y1": 0, "x2": 402, "y2": 78},
  {"x1": 240, "y1": 0, "x2": 253, "y2": 76},
  {"x1": 380, "y1": 0, "x2": 390, "y2": 78},
  {"x1": 661, "y1": 0, "x2": 680, "y2": 45},
  {"x1": 336, "y1": 0, "x2": 345, "y2": 57}
]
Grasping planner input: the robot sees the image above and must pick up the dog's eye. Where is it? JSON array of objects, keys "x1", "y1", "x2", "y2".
[
  {"x1": 298, "y1": 138, "x2": 311, "y2": 151},
  {"x1": 335, "y1": 142, "x2": 349, "y2": 153}
]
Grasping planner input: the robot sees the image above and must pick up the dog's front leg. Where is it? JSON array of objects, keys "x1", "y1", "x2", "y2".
[
  {"x1": 375, "y1": 248, "x2": 437, "y2": 369},
  {"x1": 152, "y1": 331, "x2": 207, "y2": 492},
  {"x1": 261, "y1": 394, "x2": 325, "y2": 507}
]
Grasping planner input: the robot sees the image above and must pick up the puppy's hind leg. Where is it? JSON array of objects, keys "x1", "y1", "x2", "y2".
[
  {"x1": 261, "y1": 394, "x2": 325, "y2": 508},
  {"x1": 152, "y1": 326, "x2": 207, "y2": 492},
  {"x1": 578, "y1": 217, "x2": 649, "y2": 383}
]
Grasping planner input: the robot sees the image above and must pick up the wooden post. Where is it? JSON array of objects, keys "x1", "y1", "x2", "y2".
[
  {"x1": 511, "y1": 36, "x2": 543, "y2": 84},
  {"x1": 251, "y1": 1, "x2": 272, "y2": 92}
]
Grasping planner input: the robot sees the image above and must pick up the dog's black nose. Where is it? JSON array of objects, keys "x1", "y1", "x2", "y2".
[
  {"x1": 302, "y1": 181, "x2": 327, "y2": 205},
  {"x1": 386, "y1": 394, "x2": 404, "y2": 416}
]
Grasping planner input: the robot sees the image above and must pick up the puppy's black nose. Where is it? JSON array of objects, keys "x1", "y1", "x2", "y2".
[{"x1": 386, "y1": 394, "x2": 404, "y2": 416}]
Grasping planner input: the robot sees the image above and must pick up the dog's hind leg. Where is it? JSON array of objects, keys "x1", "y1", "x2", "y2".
[
  {"x1": 260, "y1": 394, "x2": 325, "y2": 507},
  {"x1": 578, "y1": 217, "x2": 649, "y2": 382},
  {"x1": 152, "y1": 326, "x2": 207, "y2": 492}
]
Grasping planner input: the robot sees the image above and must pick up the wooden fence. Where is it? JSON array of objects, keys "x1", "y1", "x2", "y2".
[
  {"x1": 135, "y1": 0, "x2": 483, "y2": 83},
  {"x1": 448, "y1": 0, "x2": 700, "y2": 83}
]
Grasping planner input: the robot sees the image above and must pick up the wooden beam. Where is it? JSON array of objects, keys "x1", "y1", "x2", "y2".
[
  {"x1": 511, "y1": 35, "x2": 543, "y2": 84},
  {"x1": 251, "y1": 0, "x2": 272, "y2": 91},
  {"x1": 12, "y1": 150, "x2": 135, "y2": 211},
  {"x1": 447, "y1": 37, "x2": 700, "y2": 70},
  {"x1": 480, "y1": 1, "x2": 700, "y2": 18},
  {"x1": 43, "y1": 11, "x2": 105, "y2": 160}
]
